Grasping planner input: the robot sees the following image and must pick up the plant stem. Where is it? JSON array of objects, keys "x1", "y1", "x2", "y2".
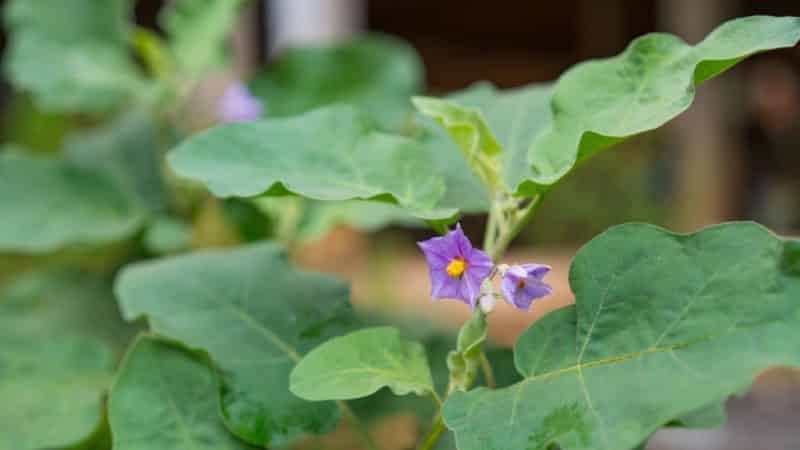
[
  {"x1": 488, "y1": 192, "x2": 546, "y2": 260},
  {"x1": 479, "y1": 350, "x2": 496, "y2": 389},
  {"x1": 418, "y1": 416, "x2": 446, "y2": 450},
  {"x1": 338, "y1": 401, "x2": 379, "y2": 450}
]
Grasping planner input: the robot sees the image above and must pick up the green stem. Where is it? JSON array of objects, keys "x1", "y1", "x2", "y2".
[
  {"x1": 338, "y1": 401, "x2": 379, "y2": 450},
  {"x1": 488, "y1": 192, "x2": 546, "y2": 260},
  {"x1": 418, "y1": 416, "x2": 446, "y2": 450},
  {"x1": 479, "y1": 351, "x2": 496, "y2": 389}
]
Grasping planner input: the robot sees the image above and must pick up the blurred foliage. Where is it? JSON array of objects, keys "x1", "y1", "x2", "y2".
[{"x1": 524, "y1": 138, "x2": 669, "y2": 245}]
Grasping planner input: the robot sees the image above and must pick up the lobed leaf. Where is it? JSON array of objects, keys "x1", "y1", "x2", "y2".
[
  {"x1": 250, "y1": 34, "x2": 423, "y2": 130},
  {"x1": 443, "y1": 222, "x2": 800, "y2": 450},
  {"x1": 115, "y1": 242, "x2": 358, "y2": 447},
  {"x1": 109, "y1": 336, "x2": 250, "y2": 450},
  {"x1": 290, "y1": 327, "x2": 434, "y2": 401},
  {"x1": 0, "y1": 150, "x2": 146, "y2": 253},
  {"x1": 168, "y1": 105, "x2": 456, "y2": 221},
  {"x1": 3, "y1": 0, "x2": 148, "y2": 113},
  {"x1": 416, "y1": 16, "x2": 800, "y2": 198}
]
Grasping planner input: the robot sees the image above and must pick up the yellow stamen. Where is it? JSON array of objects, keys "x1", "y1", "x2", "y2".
[{"x1": 446, "y1": 258, "x2": 467, "y2": 278}]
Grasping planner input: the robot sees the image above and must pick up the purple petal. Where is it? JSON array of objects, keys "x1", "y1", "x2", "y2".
[
  {"x1": 218, "y1": 82, "x2": 263, "y2": 123},
  {"x1": 501, "y1": 264, "x2": 552, "y2": 311},
  {"x1": 521, "y1": 263, "x2": 551, "y2": 280},
  {"x1": 450, "y1": 223, "x2": 474, "y2": 258}
]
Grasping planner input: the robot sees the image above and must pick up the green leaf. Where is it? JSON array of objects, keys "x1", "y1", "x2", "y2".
[
  {"x1": 109, "y1": 336, "x2": 250, "y2": 450},
  {"x1": 251, "y1": 34, "x2": 423, "y2": 130},
  {"x1": 168, "y1": 105, "x2": 455, "y2": 221},
  {"x1": 520, "y1": 15, "x2": 800, "y2": 195},
  {"x1": 0, "y1": 270, "x2": 132, "y2": 450},
  {"x1": 115, "y1": 242, "x2": 358, "y2": 447},
  {"x1": 143, "y1": 216, "x2": 192, "y2": 255},
  {"x1": 295, "y1": 200, "x2": 423, "y2": 243},
  {"x1": 160, "y1": 0, "x2": 246, "y2": 76},
  {"x1": 63, "y1": 110, "x2": 167, "y2": 213},
  {"x1": 443, "y1": 222, "x2": 800, "y2": 450},
  {"x1": 3, "y1": 0, "x2": 148, "y2": 113},
  {"x1": 0, "y1": 150, "x2": 146, "y2": 253},
  {"x1": 417, "y1": 16, "x2": 800, "y2": 197},
  {"x1": 290, "y1": 327, "x2": 434, "y2": 401}
]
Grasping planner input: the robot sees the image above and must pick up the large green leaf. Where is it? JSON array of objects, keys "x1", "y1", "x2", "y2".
[
  {"x1": 291, "y1": 327, "x2": 434, "y2": 401},
  {"x1": 0, "y1": 150, "x2": 146, "y2": 253},
  {"x1": 64, "y1": 110, "x2": 167, "y2": 213},
  {"x1": 168, "y1": 105, "x2": 455, "y2": 220},
  {"x1": 160, "y1": 0, "x2": 246, "y2": 77},
  {"x1": 442, "y1": 222, "x2": 800, "y2": 450},
  {"x1": 416, "y1": 16, "x2": 800, "y2": 197},
  {"x1": 250, "y1": 34, "x2": 423, "y2": 130},
  {"x1": 115, "y1": 243, "x2": 358, "y2": 447},
  {"x1": 109, "y1": 336, "x2": 250, "y2": 450},
  {"x1": 3, "y1": 0, "x2": 148, "y2": 113},
  {"x1": 0, "y1": 270, "x2": 132, "y2": 450}
]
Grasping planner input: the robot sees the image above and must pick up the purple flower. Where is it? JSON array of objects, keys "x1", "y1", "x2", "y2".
[
  {"x1": 217, "y1": 82, "x2": 263, "y2": 123},
  {"x1": 418, "y1": 224, "x2": 494, "y2": 308},
  {"x1": 501, "y1": 264, "x2": 552, "y2": 310}
]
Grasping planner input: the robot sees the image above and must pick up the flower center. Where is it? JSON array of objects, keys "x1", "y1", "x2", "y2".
[
  {"x1": 446, "y1": 258, "x2": 467, "y2": 278},
  {"x1": 517, "y1": 279, "x2": 526, "y2": 289}
]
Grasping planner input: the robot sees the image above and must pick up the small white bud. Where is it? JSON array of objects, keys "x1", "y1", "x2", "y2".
[
  {"x1": 496, "y1": 263, "x2": 510, "y2": 276},
  {"x1": 479, "y1": 294, "x2": 496, "y2": 314}
]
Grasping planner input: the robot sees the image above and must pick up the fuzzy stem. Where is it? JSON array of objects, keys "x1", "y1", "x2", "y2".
[
  {"x1": 418, "y1": 416, "x2": 447, "y2": 450},
  {"x1": 479, "y1": 350, "x2": 497, "y2": 389}
]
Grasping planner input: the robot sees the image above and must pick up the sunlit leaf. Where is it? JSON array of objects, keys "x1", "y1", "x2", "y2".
[
  {"x1": 109, "y1": 336, "x2": 250, "y2": 450},
  {"x1": 115, "y1": 242, "x2": 358, "y2": 447},
  {"x1": 291, "y1": 327, "x2": 434, "y2": 401},
  {"x1": 443, "y1": 222, "x2": 800, "y2": 450},
  {"x1": 416, "y1": 16, "x2": 800, "y2": 198},
  {"x1": 168, "y1": 105, "x2": 455, "y2": 221},
  {"x1": 0, "y1": 150, "x2": 146, "y2": 253}
]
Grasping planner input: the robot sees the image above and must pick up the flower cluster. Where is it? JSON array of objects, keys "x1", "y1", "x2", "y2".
[{"x1": 418, "y1": 224, "x2": 552, "y2": 312}]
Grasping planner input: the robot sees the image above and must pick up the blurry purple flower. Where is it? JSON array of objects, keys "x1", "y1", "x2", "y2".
[
  {"x1": 418, "y1": 224, "x2": 493, "y2": 308},
  {"x1": 501, "y1": 264, "x2": 552, "y2": 310},
  {"x1": 217, "y1": 82, "x2": 263, "y2": 123}
]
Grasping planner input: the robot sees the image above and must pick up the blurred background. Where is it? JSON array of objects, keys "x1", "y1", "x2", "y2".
[{"x1": 1, "y1": 1, "x2": 800, "y2": 449}]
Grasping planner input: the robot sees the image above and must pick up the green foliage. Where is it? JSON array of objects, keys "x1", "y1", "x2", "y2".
[
  {"x1": 168, "y1": 105, "x2": 455, "y2": 220},
  {"x1": 109, "y1": 336, "x2": 250, "y2": 450},
  {"x1": 443, "y1": 222, "x2": 800, "y2": 450},
  {"x1": 63, "y1": 110, "x2": 167, "y2": 213},
  {"x1": 0, "y1": 150, "x2": 146, "y2": 253},
  {"x1": 160, "y1": 0, "x2": 246, "y2": 77},
  {"x1": 251, "y1": 34, "x2": 423, "y2": 130},
  {"x1": 3, "y1": 0, "x2": 148, "y2": 113},
  {"x1": 115, "y1": 243, "x2": 358, "y2": 447},
  {"x1": 0, "y1": 270, "x2": 134, "y2": 450},
  {"x1": 416, "y1": 16, "x2": 800, "y2": 198},
  {"x1": 143, "y1": 216, "x2": 192, "y2": 255},
  {"x1": 291, "y1": 327, "x2": 435, "y2": 401}
]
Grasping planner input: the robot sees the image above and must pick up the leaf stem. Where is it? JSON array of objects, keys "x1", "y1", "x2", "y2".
[
  {"x1": 479, "y1": 350, "x2": 496, "y2": 389},
  {"x1": 488, "y1": 192, "x2": 546, "y2": 260},
  {"x1": 338, "y1": 401, "x2": 379, "y2": 450},
  {"x1": 418, "y1": 416, "x2": 447, "y2": 450}
]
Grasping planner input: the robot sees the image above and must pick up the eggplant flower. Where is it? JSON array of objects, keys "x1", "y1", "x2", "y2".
[
  {"x1": 217, "y1": 82, "x2": 263, "y2": 123},
  {"x1": 501, "y1": 264, "x2": 552, "y2": 310},
  {"x1": 418, "y1": 224, "x2": 494, "y2": 308}
]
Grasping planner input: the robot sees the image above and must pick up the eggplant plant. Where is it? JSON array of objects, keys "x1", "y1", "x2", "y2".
[{"x1": 1, "y1": 1, "x2": 800, "y2": 450}]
